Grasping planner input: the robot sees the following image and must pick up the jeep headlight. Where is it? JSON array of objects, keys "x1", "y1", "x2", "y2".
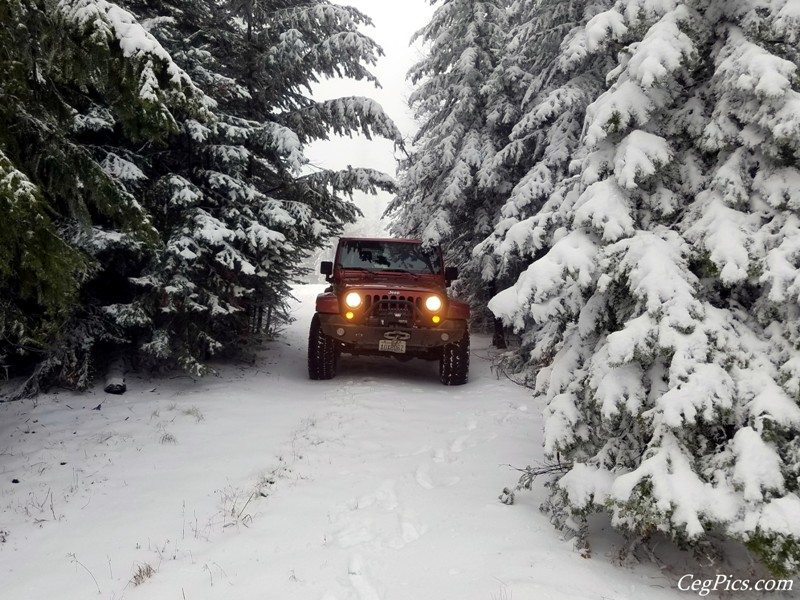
[
  {"x1": 425, "y1": 295, "x2": 443, "y2": 312},
  {"x1": 344, "y1": 291, "x2": 362, "y2": 308}
]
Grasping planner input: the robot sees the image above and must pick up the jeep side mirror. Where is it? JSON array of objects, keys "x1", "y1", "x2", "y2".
[
  {"x1": 444, "y1": 266, "x2": 458, "y2": 286},
  {"x1": 320, "y1": 261, "x2": 333, "y2": 276}
]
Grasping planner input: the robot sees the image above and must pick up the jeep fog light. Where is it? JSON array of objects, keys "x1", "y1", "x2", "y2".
[
  {"x1": 425, "y1": 295, "x2": 442, "y2": 311},
  {"x1": 345, "y1": 291, "x2": 362, "y2": 308}
]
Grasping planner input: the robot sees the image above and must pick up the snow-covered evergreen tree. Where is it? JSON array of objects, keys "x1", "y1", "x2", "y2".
[
  {"x1": 473, "y1": 0, "x2": 610, "y2": 346},
  {"x1": 2, "y1": 0, "x2": 401, "y2": 391},
  {"x1": 387, "y1": 0, "x2": 512, "y2": 332},
  {"x1": 113, "y1": 0, "x2": 401, "y2": 374},
  {"x1": 0, "y1": 0, "x2": 210, "y2": 394},
  {"x1": 490, "y1": 0, "x2": 800, "y2": 574}
]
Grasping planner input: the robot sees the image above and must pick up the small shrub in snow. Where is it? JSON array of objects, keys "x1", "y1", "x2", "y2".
[
  {"x1": 131, "y1": 562, "x2": 155, "y2": 586},
  {"x1": 217, "y1": 485, "x2": 255, "y2": 529},
  {"x1": 182, "y1": 406, "x2": 204, "y2": 422}
]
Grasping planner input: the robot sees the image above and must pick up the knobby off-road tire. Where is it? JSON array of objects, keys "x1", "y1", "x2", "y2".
[
  {"x1": 308, "y1": 314, "x2": 338, "y2": 380},
  {"x1": 439, "y1": 331, "x2": 469, "y2": 385}
]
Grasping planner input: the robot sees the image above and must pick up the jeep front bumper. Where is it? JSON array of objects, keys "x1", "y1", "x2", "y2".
[{"x1": 317, "y1": 313, "x2": 467, "y2": 351}]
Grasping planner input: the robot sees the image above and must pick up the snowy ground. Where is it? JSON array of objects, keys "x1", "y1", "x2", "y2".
[{"x1": 0, "y1": 285, "x2": 792, "y2": 599}]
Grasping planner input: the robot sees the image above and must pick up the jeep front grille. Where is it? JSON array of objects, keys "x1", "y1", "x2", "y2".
[
  {"x1": 363, "y1": 295, "x2": 422, "y2": 322},
  {"x1": 364, "y1": 294, "x2": 421, "y2": 309}
]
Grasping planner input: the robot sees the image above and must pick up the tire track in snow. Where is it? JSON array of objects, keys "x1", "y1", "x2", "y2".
[
  {"x1": 329, "y1": 479, "x2": 428, "y2": 550},
  {"x1": 304, "y1": 381, "x2": 524, "y2": 600},
  {"x1": 324, "y1": 477, "x2": 428, "y2": 600},
  {"x1": 413, "y1": 414, "x2": 500, "y2": 490},
  {"x1": 348, "y1": 554, "x2": 382, "y2": 600},
  {"x1": 285, "y1": 288, "x2": 539, "y2": 599}
]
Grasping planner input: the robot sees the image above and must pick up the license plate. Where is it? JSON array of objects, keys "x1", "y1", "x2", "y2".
[{"x1": 379, "y1": 339, "x2": 406, "y2": 354}]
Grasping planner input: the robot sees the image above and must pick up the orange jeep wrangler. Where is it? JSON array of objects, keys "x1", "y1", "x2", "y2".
[{"x1": 308, "y1": 237, "x2": 470, "y2": 385}]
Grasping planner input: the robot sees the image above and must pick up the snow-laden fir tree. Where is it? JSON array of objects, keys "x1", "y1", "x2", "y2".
[
  {"x1": 489, "y1": 0, "x2": 800, "y2": 574},
  {"x1": 387, "y1": 0, "x2": 513, "y2": 334},
  {"x1": 473, "y1": 0, "x2": 611, "y2": 355},
  {"x1": 1, "y1": 0, "x2": 401, "y2": 392},
  {"x1": 0, "y1": 0, "x2": 210, "y2": 395},
  {"x1": 108, "y1": 0, "x2": 402, "y2": 375}
]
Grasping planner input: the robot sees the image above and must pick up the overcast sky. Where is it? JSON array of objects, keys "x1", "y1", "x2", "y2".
[{"x1": 306, "y1": 0, "x2": 436, "y2": 229}]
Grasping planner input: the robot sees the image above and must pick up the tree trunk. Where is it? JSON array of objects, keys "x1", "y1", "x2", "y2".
[
  {"x1": 487, "y1": 281, "x2": 506, "y2": 349},
  {"x1": 104, "y1": 359, "x2": 126, "y2": 394}
]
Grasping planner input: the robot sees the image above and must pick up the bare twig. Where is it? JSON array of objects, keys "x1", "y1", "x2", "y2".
[
  {"x1": 68, "y1": 553, "x2": 101, "y2": 594},
  {"x1": 236, "y1": 492, "x2": 255, "y2": 521},
  {"x1": 503, "y1": 461, "x2": 571, "y2": 491}
]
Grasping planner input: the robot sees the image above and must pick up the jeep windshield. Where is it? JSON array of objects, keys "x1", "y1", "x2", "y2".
[{"x1": 336, "y1": 240, "x2": 442, "y2": 275}]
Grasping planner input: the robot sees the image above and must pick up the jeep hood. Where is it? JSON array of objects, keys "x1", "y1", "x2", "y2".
[{"x1": 338, "y1": 274, "x2": 444, "y2": 293}]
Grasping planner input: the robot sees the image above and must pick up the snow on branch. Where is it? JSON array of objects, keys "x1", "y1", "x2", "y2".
[
  {"x1": 685, "y1": 190, "x2": 756, "y2": 285},
  {"x1": 732, "y1": 427, "x2": 786, "y2": 503},
  {"x1": 101, "y1": 153, "x2": 146, "y2": 182},
  {"x1": 624, "y1": 8, "x2": 696, "y2": 88},
  {"x1": 584, "y1": 80, "x2": 661, "y2": 146},
  {"x1": 573, "y1": 179, "x2": 635, "y2": 241},
  {"x1": 421, "y1": 209, "x2": 453, "y2": 247},
  {"x1": 56, "y1": 0, "x2": 213, "y2": 115},
  {"x1": 301, "y1": 167, "x2": 396, "y2": 197},
  {"x1": 610, "y1": 431, "x2": 738, "y2": 539},
  {"x1": 266, "y1": 4, "x2": 383, "y2": 89},
  {"x1": 73, "y1": 106, "x2": 114, "y2": 133},
  {"x1": 618, "y1": 0, "x2": 682, "y2": 26},
  {"x1": 489, "y1": 230, "x2": 598, "y2": 330},
  {"x1": 0, "y1": 150, "x2": 39, "y2": 209},
  {"x1": 762, "y1": 215, "x2": 800, "y2": 304},
  {"x1": 286, "y1": 97, "x2": 402, "y2": 145},
  {"x1": 715, "y1": 26, "x2": 796, "y2": 100},
  {"x1": 271, "y1": 2, "x2": 375, "y2": 35},
  {"x1": 613, "y1": 130, "x2": 672, "y2": 189},
  {"x1": 611, "y1": 230, "x2": 699, "y2": 321},
  {"x1": 584, "y1": 9, "x2": 628, "y2": 53}
]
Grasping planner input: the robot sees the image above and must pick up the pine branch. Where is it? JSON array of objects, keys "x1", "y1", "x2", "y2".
[{"x1": 502, "y1": 461, "x2": 571, "y2": 492}]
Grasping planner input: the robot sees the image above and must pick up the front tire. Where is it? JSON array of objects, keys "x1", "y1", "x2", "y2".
[
  {"x1": 439, "y1": 331, "x2": 469, "y2": 385},
  {"x1": 308, "y1": 314, "x2": 337, "y2": 380}
]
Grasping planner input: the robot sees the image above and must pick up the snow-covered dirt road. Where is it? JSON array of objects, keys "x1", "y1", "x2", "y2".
[{"x1": 0, "y1": 285, "x2": 752, "y2": 599}]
